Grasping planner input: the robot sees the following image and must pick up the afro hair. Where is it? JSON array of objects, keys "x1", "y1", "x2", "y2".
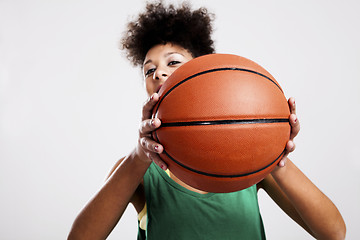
[{"x1": 120, "y1": 1, "x2": 215, "y2": 67}]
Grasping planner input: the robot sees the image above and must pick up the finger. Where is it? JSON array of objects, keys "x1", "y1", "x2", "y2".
[
  {"x1": 278, "y1": 140, "x2": 295, "y2": 167},
  {"x1": 139, "y1": 118, "x2": 161, "y2": 135},
  {"x1": 286, "y1": 140, "x2": 296, "y2": 153},
  {"x1": 148, "y1": 152, "x2": 168, "y2": 170},
  {"x1": 142, "y1": 93, "x2": 159, "y2": 121},
  {"x1": 289, "y1": 113, "x2": 300, "y2": 140},
  {"x1": 288, "y1": 97, "x2": 296, "y2": 115},
  {"x1": 139, "y1": 136, "x2": 164, "y2": 153},
  {"x1": 278, "y1": 156, "x2": 288, "y2": 167}
]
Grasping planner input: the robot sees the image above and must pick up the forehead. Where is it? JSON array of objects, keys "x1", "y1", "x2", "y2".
[{"x1": 143, "y1": 43, "x2": 192, "y2": 64}]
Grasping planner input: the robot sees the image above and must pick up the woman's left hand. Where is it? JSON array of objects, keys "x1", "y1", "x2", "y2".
[{"x1": 278, "y1": 97, "x2": 300, "y2": 167}]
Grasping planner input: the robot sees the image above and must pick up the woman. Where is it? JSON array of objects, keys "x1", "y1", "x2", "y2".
[{"x1": 68, "y1": 2, "x2": 346, "y2": 239}]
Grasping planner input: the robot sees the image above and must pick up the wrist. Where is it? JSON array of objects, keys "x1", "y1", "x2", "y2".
[{"x1": 130, "y1": 148, "x2": 152, "y2": 167}]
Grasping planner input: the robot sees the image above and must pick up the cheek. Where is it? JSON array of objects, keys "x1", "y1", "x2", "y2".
[
  {"x1": 169, "y1": 69, "x2": 177, "y2": 76},
  {"x1": 168, "y1": 67, "x2": 180, "y2": 77},
  {"x1": 145, "y1": 78, "x2": 154, "y2": 95}
]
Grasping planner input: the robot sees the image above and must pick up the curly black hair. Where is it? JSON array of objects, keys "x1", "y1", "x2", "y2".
[{"x1": 120, "y1": 1, "x2": 215, "y2": 67}]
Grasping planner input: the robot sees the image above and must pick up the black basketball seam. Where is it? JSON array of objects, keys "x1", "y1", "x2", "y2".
[
  {"x1": 161, "y1": 118, "x2": 289, "y2": 127},
  {"x1": 162, "y1": 149, "x2": 285, "y2": 178},
  {"x1": 154, "y1": 67, "x2": 283, "y2": 116},
  {"x1": 153, "y1": 130, "x2": 160, "y2": 143}
]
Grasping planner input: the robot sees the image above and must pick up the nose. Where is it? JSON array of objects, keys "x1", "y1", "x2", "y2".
[{"x1": 153, "y1": 67, "x2": 168, "y2": 81}]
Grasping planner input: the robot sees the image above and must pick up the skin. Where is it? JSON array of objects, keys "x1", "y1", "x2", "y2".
[{"x1": 68, "y1": 43, "x2": 346, "y2": 240}]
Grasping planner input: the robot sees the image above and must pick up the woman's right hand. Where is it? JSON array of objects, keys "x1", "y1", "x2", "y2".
[{"x1": 135, "y1": 93, "x2": 167, "y2": 170}]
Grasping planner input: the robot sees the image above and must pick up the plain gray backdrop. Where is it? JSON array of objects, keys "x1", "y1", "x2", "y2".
[{"x1": 1, "y1": 0, "x2": 359, "y2": 239}]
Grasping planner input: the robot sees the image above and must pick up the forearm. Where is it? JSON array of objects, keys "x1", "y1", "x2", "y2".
[
  {"x1": 271, "y1": 159, "x2": 346, "y2": 240},
  {"x1": 68, "y1": 151, "x2": 151, "y2": 240}
]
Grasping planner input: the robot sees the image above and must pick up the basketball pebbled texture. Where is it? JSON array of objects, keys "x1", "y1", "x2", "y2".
[{"x1": 152, "y1": 54, "x2": 290, "y2": 193}]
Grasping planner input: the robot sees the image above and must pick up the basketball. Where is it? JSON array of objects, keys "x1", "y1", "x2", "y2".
[{"x1": 152, "y1": 54, "x2": 290, "y2": 193}]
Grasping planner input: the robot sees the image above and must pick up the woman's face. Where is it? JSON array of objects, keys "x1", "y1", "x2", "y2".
[{"x1": 143, "y1": 43, "x2": 193, "y2": 96}]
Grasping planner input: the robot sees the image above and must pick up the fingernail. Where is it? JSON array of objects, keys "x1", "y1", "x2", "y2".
[
  {"x1": 294, "y1": 117, "x2": 297, "y2": 123},
  {"x1": 151, "y1": 119, "x2": 155, "y2": 126},
  {"x1": 154, "y1": 145, "x2": 158, "y2": 152},
  {"x1": 160, "y1": 164, "x2": 165, "y2": 170},
  {"x1": 150, "y1": 95, "x2": 154, "y2": 100}
]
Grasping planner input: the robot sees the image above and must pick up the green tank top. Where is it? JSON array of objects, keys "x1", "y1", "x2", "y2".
[{"x1": 138, "y1": 163, "x2": 266, "y2": 240}]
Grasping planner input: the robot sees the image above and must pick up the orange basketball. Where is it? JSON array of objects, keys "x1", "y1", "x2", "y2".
[{"x1": 152, "y1": 54, "x2": 290, "y2": 193}]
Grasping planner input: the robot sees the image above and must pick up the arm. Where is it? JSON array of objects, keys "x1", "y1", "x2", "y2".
[
  {"x1": 262, "y1": 160, "x2": 346, "y2": 240},
  {"x1": 67, "y1": 153, "x2": 150, "y2": 240},
  {"x1": 259, "y1": 98, "x2": 346, "y2": 239},
  {"x1": 68, "y1": 93, "x2": 166, "y2": 240}
]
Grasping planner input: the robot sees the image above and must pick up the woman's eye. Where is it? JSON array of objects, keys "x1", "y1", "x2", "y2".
[
  {"x1": 168, "y1": 61, "x2": 181, "y2": 66},
  {"x1": 145, "y1": 68, "x2": 155, "y2": 76}
]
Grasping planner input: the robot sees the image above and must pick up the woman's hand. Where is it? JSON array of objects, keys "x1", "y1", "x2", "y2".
[
  {"x1": 135, "y1": 93, "x2": 167, "y2": 170},
  {"x1": 278, "y1": 97, "x2": 300, "y2": 167}
]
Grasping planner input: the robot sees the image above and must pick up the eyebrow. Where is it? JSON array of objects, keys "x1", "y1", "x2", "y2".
[{"x1": 143, "y1": 52, "x2": 185, "y2": 66}]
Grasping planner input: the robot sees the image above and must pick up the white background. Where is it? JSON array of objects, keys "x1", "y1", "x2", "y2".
[{"x1": 1, "y1": 0, "x2": 359, "y2": 239}]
